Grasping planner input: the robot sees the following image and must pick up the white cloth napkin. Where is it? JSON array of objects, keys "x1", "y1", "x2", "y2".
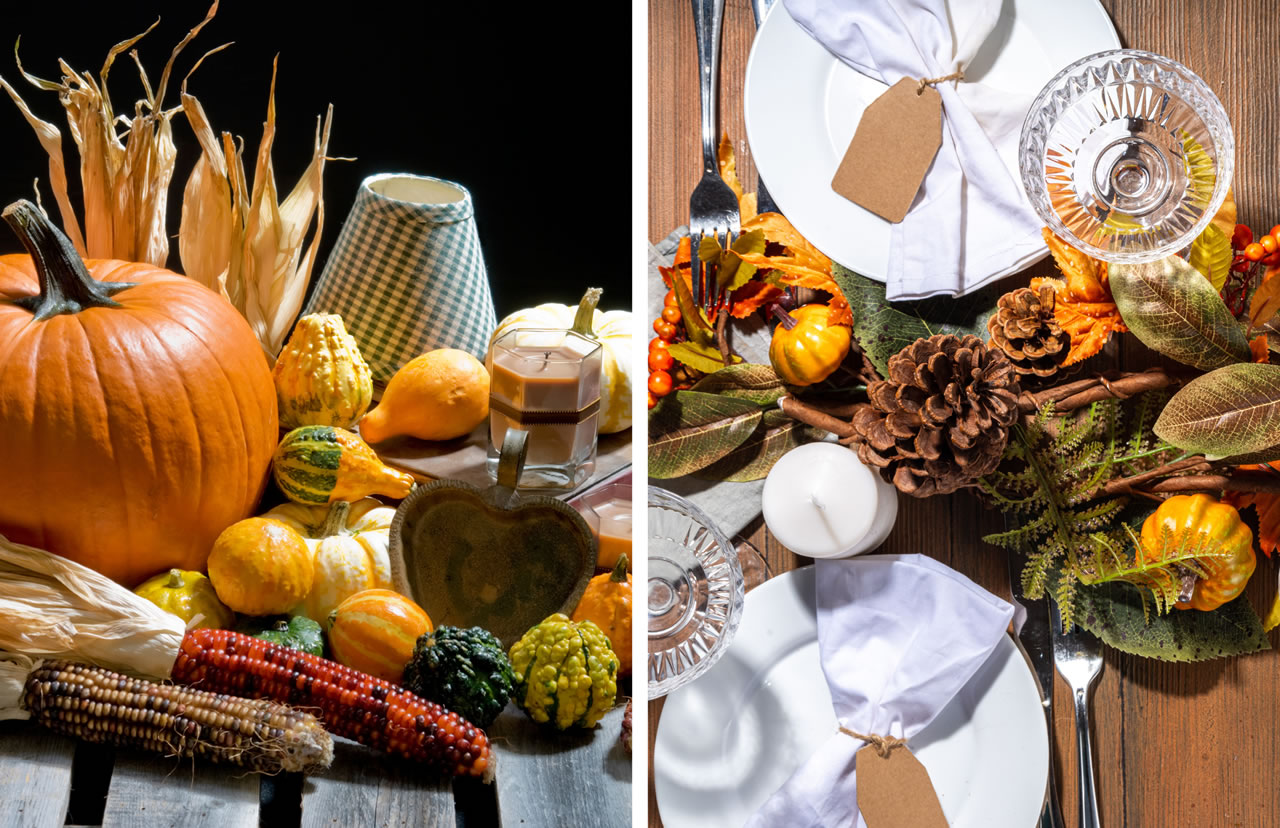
[
  {"x1": 784, "y1": 0, "x2": 1047, "y2": 300},
  {"x1": 745, "y1": 554, "x2": 1015, "y2": 828}
]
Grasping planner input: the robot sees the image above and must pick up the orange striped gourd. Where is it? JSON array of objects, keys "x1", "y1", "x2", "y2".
[
  {"x1": 172, "y1": 628, "x2": 492, "y2": 779},
  {"x1": 327, "y1": 589, "x2": 432, "y2": 682}
]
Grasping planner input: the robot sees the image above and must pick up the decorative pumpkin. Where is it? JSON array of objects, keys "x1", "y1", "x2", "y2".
[
  {"x1": 0, "y1": 200, "x2": 277, "y2": 587},
  {"x1": 261, "y1": 498, "x2": 396, "y2": 623},
  {"x1": 273, "y1": 425, "x2": 415, "y2": 505},
  {"x1": 327, "y1": 588, "x2": 433, "y2": 682},
  {"x1": 273, "y1": 313, "x2": 373, "y2": 430},
  {"x1": 358, "y1": 349, "x2": 490, "y2": 443},
  {"x1": 236, "y1": 614, "x2": 327, "y2": 657},
  {"x1": 206, "y1": 517, "x2": 315, "y2": 616},
  {"x1": 571, "y1": 555, "x2": 633, "y2": 675},
  {"x1": 768, "y1": 304, "x2": 852, "y2": 386},
  {"x1": 508, "y1": 613, "x2": 618, "y2": 730},
  {"x1": 488, "y1": 287, "x2": 633, "y2": 434},
  {"x1": 402, "y1": 626, "x2": 515, "y2": 729},
  {"x1": 133, "y1": 568, "x2": 235, "y2": 630},
  {"x1": 1140, "y1": 494, "x2": 1256, "y2": 611}
]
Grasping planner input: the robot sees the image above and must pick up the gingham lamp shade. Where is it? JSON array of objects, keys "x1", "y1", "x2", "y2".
[{"x1": 304, "y1": 173, "x2": 497, "y2": 383}]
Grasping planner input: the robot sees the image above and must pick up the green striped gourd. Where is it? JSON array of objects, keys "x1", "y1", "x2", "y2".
[
  {"x1": 273, "y1": 314, "x2": 373, "y2": 429},
  {"x1": 273, "y1": 426, "x2": 414, "y2": 505}
]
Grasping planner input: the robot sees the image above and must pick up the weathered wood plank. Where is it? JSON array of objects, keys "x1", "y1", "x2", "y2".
[
  {"x1": 299, "y1": 737, "x2": 455, "y2": 828},
  {"x1": 100, "y1": 751, "x2": 259, "y2": 828},
  {"x1": 490, "y1": 701, "x2": 632, "y2": 828},
  {"x1": 0, "y1": 722, "x2": 75, "y2": 828}
]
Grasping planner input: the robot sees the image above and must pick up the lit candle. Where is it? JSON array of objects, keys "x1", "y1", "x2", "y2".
[{"x1": 762, "y1": 442, "x2": 898, "y2": 558}]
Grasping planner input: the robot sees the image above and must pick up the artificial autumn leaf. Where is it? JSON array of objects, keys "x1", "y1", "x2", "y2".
[
  {"x1": 1252, "y1": 334, "x2": 1270, "y2": 364},
  {"x1": 1226, "y1": 467, "x2": 1280, "y2": 559},
  {"x1": 728, "y1": 276, "x2": 783, "y2": 318},
  {"x1": 1042, "y1": 227, "x2": 1109, "y2": 302},
  {"x1": 657, "y1": 236, "x2": 693, "y2": 289},
  {"x1": 1030, "y1": 276, "x2": 1126, "y2": 366},
  {"x1": 667, "y1": 340, "x2": 743, "y2": 374},
  {"x1": 1211, "y1": 188, "x2": 1237, "y2": 240},
  {"x1": 1188, "y1": 222, "x2": 1232, "y2": 291},
  {"x1": 1249, "y1": 266, "x2": 1280, "y2": 329},
  {"x1": 743, "y1": 212, "x2": 831, "y2": 274},
  {"x1": 718, "y1": 132, "x2": 744, "y2": 202}
]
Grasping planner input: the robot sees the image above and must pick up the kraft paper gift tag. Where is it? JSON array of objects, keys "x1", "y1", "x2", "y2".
[{"x1": 744, "y1": 554, "x2": 1015, "y2": 828}]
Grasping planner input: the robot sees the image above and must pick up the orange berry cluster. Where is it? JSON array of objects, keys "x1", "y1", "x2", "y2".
[
  {"x1": 1237, "y1": 224, "x2": 1280, "y2": 267},
  {"x1": 648, "y1": 289, "x2": 681, "y2": 408}
]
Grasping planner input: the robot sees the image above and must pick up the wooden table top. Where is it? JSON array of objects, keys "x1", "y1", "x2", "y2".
[{"x1": 647, "y1": 1, "x2": 1280, "y2": 827}]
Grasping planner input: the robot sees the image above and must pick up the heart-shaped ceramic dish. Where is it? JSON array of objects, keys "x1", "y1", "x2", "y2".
[{"x1": 388, "y1": 430, "x2": 597, "y2": 646}]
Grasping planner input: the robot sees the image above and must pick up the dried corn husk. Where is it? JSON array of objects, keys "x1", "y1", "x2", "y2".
[
  {"x1": 181, "y1": 56, "x2": 334, "y2": 358},
  {"x1": 0, "y1": 535, "x2": 185, "y2": 682},
  {"x1": 0, "y1": 653, "x2": 33, "y2": 721}
]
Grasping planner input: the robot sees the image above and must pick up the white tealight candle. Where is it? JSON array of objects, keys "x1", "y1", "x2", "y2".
[{"x1": 762, "y1": 442, "x2": 898, "y2": 559}]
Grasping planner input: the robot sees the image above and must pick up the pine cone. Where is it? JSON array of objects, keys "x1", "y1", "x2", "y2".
[
  {"x1": 986, "y1": 285, "x2": 1071, "y2": 380},
  {"x1": 850, "y1": 334, "x2": 1021, "y2": 497}
]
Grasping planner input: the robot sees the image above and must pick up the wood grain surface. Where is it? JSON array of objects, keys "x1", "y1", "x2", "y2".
[
  {"x1": 647, "y1": 2, "x2": 1280, "y2": 827},
  {"x1": 0, "y1": 724, "x2": 74, "y2": 828}
]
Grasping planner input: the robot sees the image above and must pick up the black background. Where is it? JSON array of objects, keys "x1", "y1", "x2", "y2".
[{"x1": 0, "y1": 2, "x2": 633, "y2": 318}]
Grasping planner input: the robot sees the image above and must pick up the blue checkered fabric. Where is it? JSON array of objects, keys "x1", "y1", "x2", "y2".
[{"x1": 305, "y1": 173, "x2": 497, "y2": 383}]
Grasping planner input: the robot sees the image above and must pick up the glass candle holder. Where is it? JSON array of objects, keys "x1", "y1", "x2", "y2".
[
  {"x1": 574, "y1": 481, "x2": 633, "y2": 571},
  {"x1": 486, "y1": 328, "x2": 602, "y2": 489}
]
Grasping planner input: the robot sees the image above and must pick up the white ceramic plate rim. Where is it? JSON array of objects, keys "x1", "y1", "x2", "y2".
[
  {"x1": 743, "y1": 0, "x2": 1122, "y2": 282},
  {"x1": 653, "y1": 565, "x2": 1049, "y2": 828}
]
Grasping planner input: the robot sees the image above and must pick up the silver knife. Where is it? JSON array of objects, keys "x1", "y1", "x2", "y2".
[
  {"x1": 748, "y1": 0, "x2": 781, "y2": 215},
  {"x1": 1008, "y1": 551, "x2": 1067, "y2": 828}
]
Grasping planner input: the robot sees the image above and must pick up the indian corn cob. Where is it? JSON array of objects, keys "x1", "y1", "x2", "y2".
[
  {"x1": 172, "y1": 628, "x2": 494, "y2": 780},
  {"x1": 16, "y1": 659, "x2": 333, "y2": 774}
]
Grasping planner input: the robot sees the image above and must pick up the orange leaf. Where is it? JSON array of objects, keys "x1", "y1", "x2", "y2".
[
  {"x1": 744, "y1": 212, "x2": 832, "y2": 273},
  {"x1": 827, "y1": 296, "x2": 853, "y2": 327},
  {"x1": 1043, "y1": 227, "x2": 1108, "y2": 302},
  {"x1": 658, "y1": 236, "x2": 693, "y2": 289},
  {"x1": 728, "y1": 281, "x2": 783, "y2": 318},
  {"x1": 717, "y1": 133, "x2": 744, "y2": 203},
  {"x1": 1227, "y1": 482, "x2": 1280, "y2": 559},
  {"x1": 1031, "y1": 276, "x2": 1127, "y2": 366},
  {"x1": 1251, "y1": 333, "x2": 1270, "y2": 364},
  {"x1": 1249, "y1": 267, "x2": 1280, "y2": 329}
]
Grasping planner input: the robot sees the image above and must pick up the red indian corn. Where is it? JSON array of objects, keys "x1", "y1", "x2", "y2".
[{"x1": 172, "y1": 628, "x2": 493, "y2": 779}]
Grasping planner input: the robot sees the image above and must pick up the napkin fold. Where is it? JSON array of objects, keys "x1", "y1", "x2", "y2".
[
  {"x1": 784, "y1": 0, "x2": 1047, "y2": 300},
  {"x1": 745, "y1": 554, "x2": 1015, "y2": 828}
]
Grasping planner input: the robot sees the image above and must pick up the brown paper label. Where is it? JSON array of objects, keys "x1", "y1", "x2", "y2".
[
  {"x1": 855, "y1": 744, "x2": 948, "y2": 828},
  {"x1": 831, "y1": 78, "x2": 942, "y2": 223}
]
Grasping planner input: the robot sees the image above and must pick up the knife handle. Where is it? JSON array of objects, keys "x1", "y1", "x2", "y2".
[{"x1": 1073, "y1": 686, "x2": 1102, "y2": 828}]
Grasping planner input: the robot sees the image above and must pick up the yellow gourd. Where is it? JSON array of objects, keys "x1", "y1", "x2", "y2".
[
  {"x1": 133, "y1": 568, "x2": 235, "y2": 629},
  {"x1": 1140, "y1": 493, "x2": 1256, "y2": 611},
  {"x1": 769, "y1": 304, "x2": 852, "y2": 386},
  {"x1": 358, "y1": 349, "x2": 489, "y2": 443},
  {"x1": 206, "y1": 518, "x2": 315, "y2": 616},
  {"x1": 489, "y1": 288, "x2": 633, "y2": 434},
  {"x1": 273, "y1": 314, "x2": 373, "y2": 429},
  {"x1": 262, "y1": 498, "x2": 397, "y2": 623}
]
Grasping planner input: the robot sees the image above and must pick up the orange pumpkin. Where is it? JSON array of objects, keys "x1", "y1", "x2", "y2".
[
  {"x1": 571, "y1": 555, "x2": 633, "y2": 675},
  {"x1": 327, "y1": 589, "x2": 433, "y2": 682},
  {"x1": 0, "y1": 200, "x2": 277, "y2": 586}
]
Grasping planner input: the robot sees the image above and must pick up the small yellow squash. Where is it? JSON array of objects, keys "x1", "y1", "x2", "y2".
[
  {"x1": 207, "y1": 518, "x2": 315, "y2": 616},
  {"x1": 273, "y1": 313, "x2": 374, "y2": 429},
  {"x1": 133, "y1": 568, "x2": 235, "y2": 630},
  {"x1": 1140, "y1": 493, "x2": 1256, "y2": 611},
  {"x1": 262, "y1": 498, "x2": 397, "y2": 623},
  {"x1": 769, "y1": 304, "x2": 852, "y2": 386}
]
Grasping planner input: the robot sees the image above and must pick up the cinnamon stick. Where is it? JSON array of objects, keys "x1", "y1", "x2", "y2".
[{"x1": 778, "y1": 396, "x2": 856, "y2": 438}]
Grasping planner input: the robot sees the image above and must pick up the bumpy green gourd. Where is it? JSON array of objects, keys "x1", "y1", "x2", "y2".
[
  {"x1": 402, "y1": 626, "x2": 514, "y2": 728},
  {"x1": 236, "y1": 615, "x2": 327, "y2": 657},
  {"x1": 508, "y1": 613, "x2": 618, "y2": 730}
]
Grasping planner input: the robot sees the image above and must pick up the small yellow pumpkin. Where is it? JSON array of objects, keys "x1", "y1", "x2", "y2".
[
  {"x1": 262, "y1": 498, "x2": 397, "y2": 623},
  {"x1": 489, "y1": 288, "x2": 633, "y2": 434},
  {"x1": 571, "y1": 555, "x2": 632, "y2": 675},
  {"x1": 1140, "y1": 493, "x2": 1256, "y2": 611},
  {"x1": 273, "y1": 313, "x2": 374, "y2": 429},
  {"x1": 769, "y1": 304, "x2": 852, "y2": 386},
  {"x1": 133, "y1": 568, "x2": 235, "y2": 630},
  {"x1": 206, "y1": 517, "x2": 315, "y2": 616}
]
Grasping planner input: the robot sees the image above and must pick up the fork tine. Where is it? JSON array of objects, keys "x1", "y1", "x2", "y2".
[{"x1": 690, "y1": 232, "x2": 703, "y2": 308}]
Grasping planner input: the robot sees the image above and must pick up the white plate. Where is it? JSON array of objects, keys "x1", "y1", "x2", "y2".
[
  {"x1": 653, "y1": 565, "x2": 1048, "y2": 828},
  {"x1": 743, "y1": 0, "x2": 1121, "y2": 282}
]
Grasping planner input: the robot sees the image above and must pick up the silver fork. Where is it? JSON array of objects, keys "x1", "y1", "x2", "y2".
[
  {"x1": 1051, "y1": 603, "x2": 1103, "y2": 828},
  {"x1": 689, "y1": 0, "x2": 740, "y2": 310}
]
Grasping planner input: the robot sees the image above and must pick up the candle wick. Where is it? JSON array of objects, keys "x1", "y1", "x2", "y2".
[
  {"x1": 810, "y1": 493, "x2": 825, "y2": 511},
  {"x1": 811, "y1": 491, "x2": 841, "y2": 544},
  {"x1": 536, "y1": 350, "x2": 551, "y2": 372}
]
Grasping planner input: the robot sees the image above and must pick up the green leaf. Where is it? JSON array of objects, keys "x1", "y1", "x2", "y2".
[
  {"x1": 1188, "y1": 222, "x2": 1232, "y2": 291},
  {"x1": 690, "y1": 363, "x2": 787, "y2": 405},
  {"x1": 648, "y1": 391, "x2": 763, "y2": 478},
  {"x1": 694, "y1": 410, "x2": 821, "y2": 482},
  {"x1": 671, "y1": 260, "x2": 715, "y2": 347},
  {"x1": 831, "y1": 263, "x2": 1001, "y2": 377},
  {"x1": 1110, "y1": 255, "x2": 1250, "y2": 370},
  {"x1": 667, "y1": 341, "x2": 742, "y2": 374},
  {"x1": 1154, "y1": 363, "x2": 1280, "y2": 459},
  {"x1": 1074, "y1": 582, "x2": 1269, "y2": 662}
]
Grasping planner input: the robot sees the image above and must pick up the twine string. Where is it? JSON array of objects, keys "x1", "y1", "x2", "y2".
[
  {"x1": 916, "y1": 69, "x2": 965, "y2": 96},
  {"x1": 839, "y1": 725, "x2": 908, "y2": 758}
]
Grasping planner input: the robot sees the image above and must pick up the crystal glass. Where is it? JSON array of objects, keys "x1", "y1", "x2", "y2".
[
  {"x1": 486, "y1": 328, "x2": 601, "y2": 489},
  {"x1": 648, "y1": 486, "x2": 744, "y2": 699},
  {"x1": 1019, "y1": 49, "x2": 1234, "y2": 263}
]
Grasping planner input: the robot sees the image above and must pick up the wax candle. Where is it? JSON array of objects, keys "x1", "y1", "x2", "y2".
[
  {"x1": 761, "y1": 442, "x2": 897, "y2": 558},
  {"x1": 487, "y1": 329, "x2": 601, "y2": 488},
  {"x1": 576, "y1": 481, "x2": 632, "y2": 570}
]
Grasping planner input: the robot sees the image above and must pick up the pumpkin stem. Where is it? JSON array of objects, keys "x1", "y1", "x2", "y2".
[
  {"x1": 2, "y1": 200, "x2": 137, "y2": 321},
  {"x1": 320, "y1": 500, "x2": 352, "y2": 536},
  {"x1": 610, "y1": 554, "x2": 630, "y2": 583},
  {"x1": 571, "y1": 287, "x2": 603, "y2": 337},
  {"x1": 166, "y1": 569, "x2": 186, "y2": 589},
  {"x1": 771, "y1": 305, "x2": 798, "y2": 330}
]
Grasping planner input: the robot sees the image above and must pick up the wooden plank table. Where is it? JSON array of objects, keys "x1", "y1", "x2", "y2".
[
  {"x1": 0, "y1": 465, "x2": 633, "y2": 828},
  {"x1": 648, "y1": 1, "x2": 1280, "y2": 827}
]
